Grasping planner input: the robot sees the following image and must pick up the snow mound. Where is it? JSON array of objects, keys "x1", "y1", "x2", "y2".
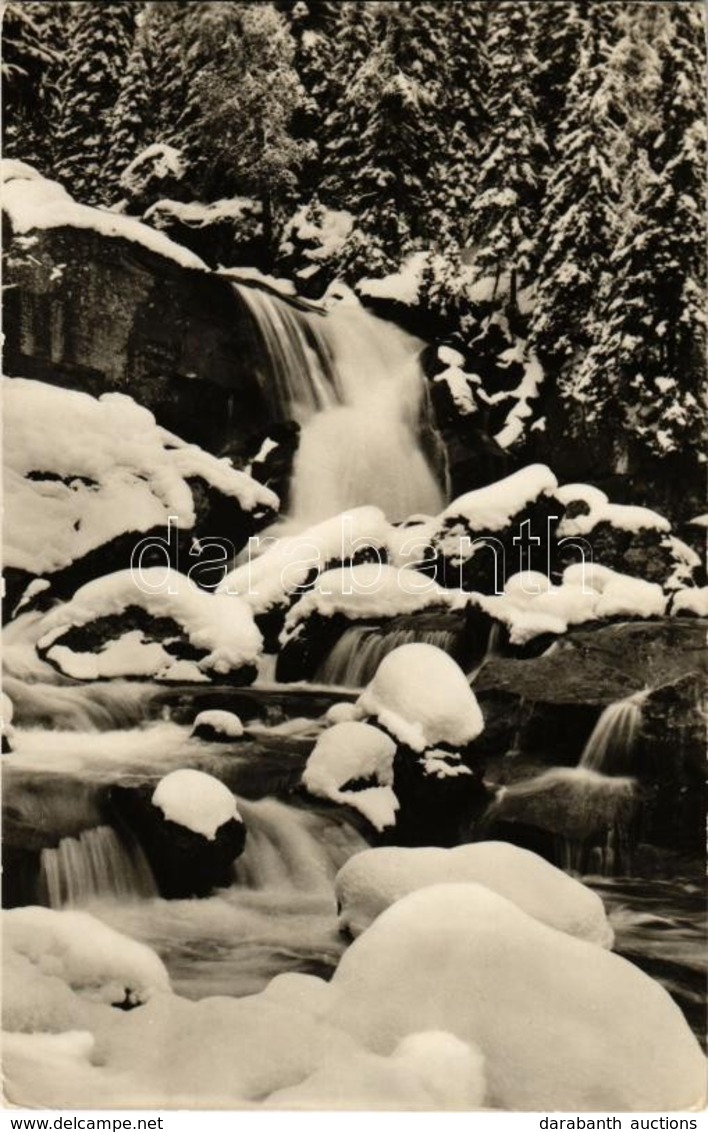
[
  {"x1": 1, "y1": 161, "x2": 206, "y2": 270},
  {"x1": 302, "y1": 721, "x2": 398, "y2": 831},
  {"x1": 335, "y1": 842, "x2": 613, "y2": 947},
  {"x1": 3, "y1": 377, "x2": 277, "y2": 575},
  {"x1": 282, "y1": 563, "x2": 460, "y2": 645},
  {"x1": 191, "y1": 710, "x2": 245, "y2": 740},
  {"x1": 4, "y1": 906, "x2": 170, "y2": 1020},
  {"x1": 563, "y1": 563, "x2": 666, "y2": 619},
  {"x1": 37, "y1": 568, "x2": 263, "y2": 682},
  {"x1": 326, "y1": 884, "x2": 706, "y2": 1111},
  {"x1": 325, "y1": 702, "x2": 363, "y2": 724},
  {"x1": 267, "y1": 1029, "x2": 486, "y2": 1110},
  {"x1": 357, "y1": 643, "x2": 484, "y2": 752},
  {"x1": 152, "y1": 769, "x2": 240, "y2": 840},
  {"x1": 671, "y1": 586, "x2": 708, "y2": 617}
]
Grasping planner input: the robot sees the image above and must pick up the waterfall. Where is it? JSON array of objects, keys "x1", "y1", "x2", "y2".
[
  {"x1": 315, "y1": 626, "x2": 461, "y2": 689},
  {"x1": 579, "y1": 693, "x2": 647, "y2": 774},
  {"x1": 39, "y1": 826, "x2": 158, "y2": 908},
  {"x1": 233, "y1": 283, "x2": 445, "y2": 523},
  {"x1": 234, "y1": 797, "x2": 367, "y2": 893}
]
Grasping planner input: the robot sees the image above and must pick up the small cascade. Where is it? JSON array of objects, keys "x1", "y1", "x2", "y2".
[
  {"x1": 579, "y1": 692, "x2": 647, "y2": 774},
  {"x1": 315, "y1": 625, "x2": 460, "y2": 689},
  {"x1": 234, "y1": 797, "x2": 367, "y2": 893},
  {"x1": 232, "y1": 283, "x2": 445, "y2": 523},
  {"x1": 4, "y1": 674, "x2": 163, "y2": 732},
  {"x1": 469, "y1": 620, "x2": 505, "y2": 683},
  {"x1": 484, "y1": 767, "x2": 639, "y2": 877},
  {"x1": 39, "y1": 825, "x2": 158, "y2": 908}
]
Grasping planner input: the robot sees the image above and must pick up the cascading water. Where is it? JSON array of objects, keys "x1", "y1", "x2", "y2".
[
  {"x1": 233, "y1": 283, "x2": 446, "y2": 524},
  {"x1": 68, "y1": 798, "x2": 368, "y2": 1000},
  {"x1": 39, "y1": 825, "x2": 157, "y2": 908},
  {"x1": 484, "y1": 767, "x2": 639, "y2": 877},
  {"x1": 315, "y1": 626, "x2": 461, "y2": 689},
  {"x1": 579, "y1": 692, "x2": 647, "y2": 774}
]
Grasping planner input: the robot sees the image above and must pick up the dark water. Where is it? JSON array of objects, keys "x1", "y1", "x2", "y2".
[{"x1": 588, "y1": 875, "x2": 707, "y2": 1050}]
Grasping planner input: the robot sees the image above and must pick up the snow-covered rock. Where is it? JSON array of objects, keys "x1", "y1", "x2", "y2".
[
  {"x1": 358, "y1": 252, "x2": 428, "y2": 307},
  {"x1": 4, "y1": 906, "x2": 169, "y2": 1027},
  {"x1": 119, "y1": 144, "x2": 186, "y2": 210},
  {"x1": 3, "y1": 376, "x2": 277, "y2": 583},
  {"x1": 191, "y1": 710, "x2": 245, "y2": 742},
  {"x1": 324, "y1": 702, "x2": 363, "y2": 725},
  {"x1": 302, "y1": 722, "x2": 398, "y2": 831},
  {"x1": 281, "y1": 563, "x2": 462, "y2": 647},
  {"x1": 1, "y1": 160, "x2": 206, "y2": 270},
  {"x1": 152, "y1": 769, "x2": 240, "y2": 841},
  {"x1": 335, "y1": 842, "x2": 613, "y2": 947},
  {"x1": 439, "y1": 464, "x2": 559, "y2": 538},
  {"x1": 357, "y1": 643, "x2": 484, "y2": 753},
  {"x1": 326, "y1": 883, "x2": 706, "y2": 1111},
  {"x1": 146, "y1": 198, "x2": 263, "y2": 268},
  {"x1": 36, "y1": 568, "x2": 263, "y2": 683}
]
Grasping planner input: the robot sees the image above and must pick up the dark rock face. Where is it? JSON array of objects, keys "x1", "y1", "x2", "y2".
[
  {"x1": 3, "y1": 225, "x2": 272, "y2": 456},
  {"x1": 386, "y1": 743, "x2": 490, "y2": 848},
  {"x1": 109, "y1": 784, "x2": 246, "y2": 899}
]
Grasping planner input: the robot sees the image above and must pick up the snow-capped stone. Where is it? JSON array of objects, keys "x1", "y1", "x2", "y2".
[
  {"x1": 302, "y1": 722, "x2": 398, "y2": 832},
  {"x1": 152, "y1": 769, "x2": 240, "y2": 841},
  {"x1": 356, "y1": 643, "x2": 484, "y2": 753},
  {"x1": 439, "y1": 465, "x2": 559, "y2": 536},
  {"x1": 36, "y1": 568, "x2": 262, "y2": 683},
  {"x1": 325, "y1": 702, "x2": 363, "y2": 724},
  {"x1": 563, "y1": 563, "x2": 666, "y2": 619},
  {"x1": 335, "y1": 842, "x2": 614, "y2": 947},
  {"x1": 3, "y1": 377, "x2": 277, "y2": 577},
  {"x1": 326, "y1": 884, "x2": 706, "y2": 1111},
  {"x1": 191, "y1": 710, "x2": 245, "y2": 741}
]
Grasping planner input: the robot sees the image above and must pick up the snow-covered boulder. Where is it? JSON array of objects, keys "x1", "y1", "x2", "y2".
[
  {"x1": 563, "y1": 563, "x2": 666, "y2": 619},
  {"x1": 326, "y1": 883, "x2": 706, "y2": 1111},
  {"x1": 145, "y1": 196, "x2": 263, "y2": 269},
  {"x1": 427, "y1": 465, "x2": 561, "y2": 592},
  {"x1": 278, "y1": 199, "x2": 354, "y2": 297},
  {"x1": 152, "y1": 769, "x2": 240, "y2": 841},
  {"x1": 357, "y1": 643, "x2": 484, "y2": 754},
  {"x1": 36, "y1": 568, "x2": 263, "y2": 684},
  {"x1": 119, "y1": 144, "x2": 187, "y2": 213},
  {"x1": 324, "y1": 702, "x2": 362, "y2": 725},
  {"x1": 4, "y1": 906, "x2": 170, "y2": 1030},
  {"x1": 555, "y1": 486, "x2": 697, "y2": 590},
  {"x1": 302, "y1": 722, "x2": 398, "y2": 832},
  {"x1": 3, "y1": 377, "x2": 278, "y2": 612},
  {"x1": 191, "y1": 710, "x2": 245, "y2": 743},
  {"x1": 218, "y1": 507, "x2": 400, "y2": 650},
  {"x1": 278, "y1": 563, "x2": 464, "y2": 681},
  {"x1": 335, "y1": 842, "x2": 613, "y2": 946},
  {"x1": 1, "y1": 159, "x2": 205, "y2": 270},
  {"x1": 109, "y1": 771, "x2": 245, "y2": 899}
]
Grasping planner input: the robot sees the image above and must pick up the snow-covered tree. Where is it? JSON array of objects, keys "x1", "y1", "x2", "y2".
[
  {"x1": 55, "y1": 2, "x2": 137, "y2": 204},
  {"x1": 184, "y1": 3, "x2": 313, "y2": 258},
  {"x1": 464, "y1": 1, "x2": 548, "y2": 308},
  {"x1": 105, "y1": 21, "x2": 154, "y2": 193},
  {"x1": 1, "y1": 1, "x2": 66, "y2": 171},
  {"x1": 529, "y1": 16, "x2": 624, "y2": 369}
]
